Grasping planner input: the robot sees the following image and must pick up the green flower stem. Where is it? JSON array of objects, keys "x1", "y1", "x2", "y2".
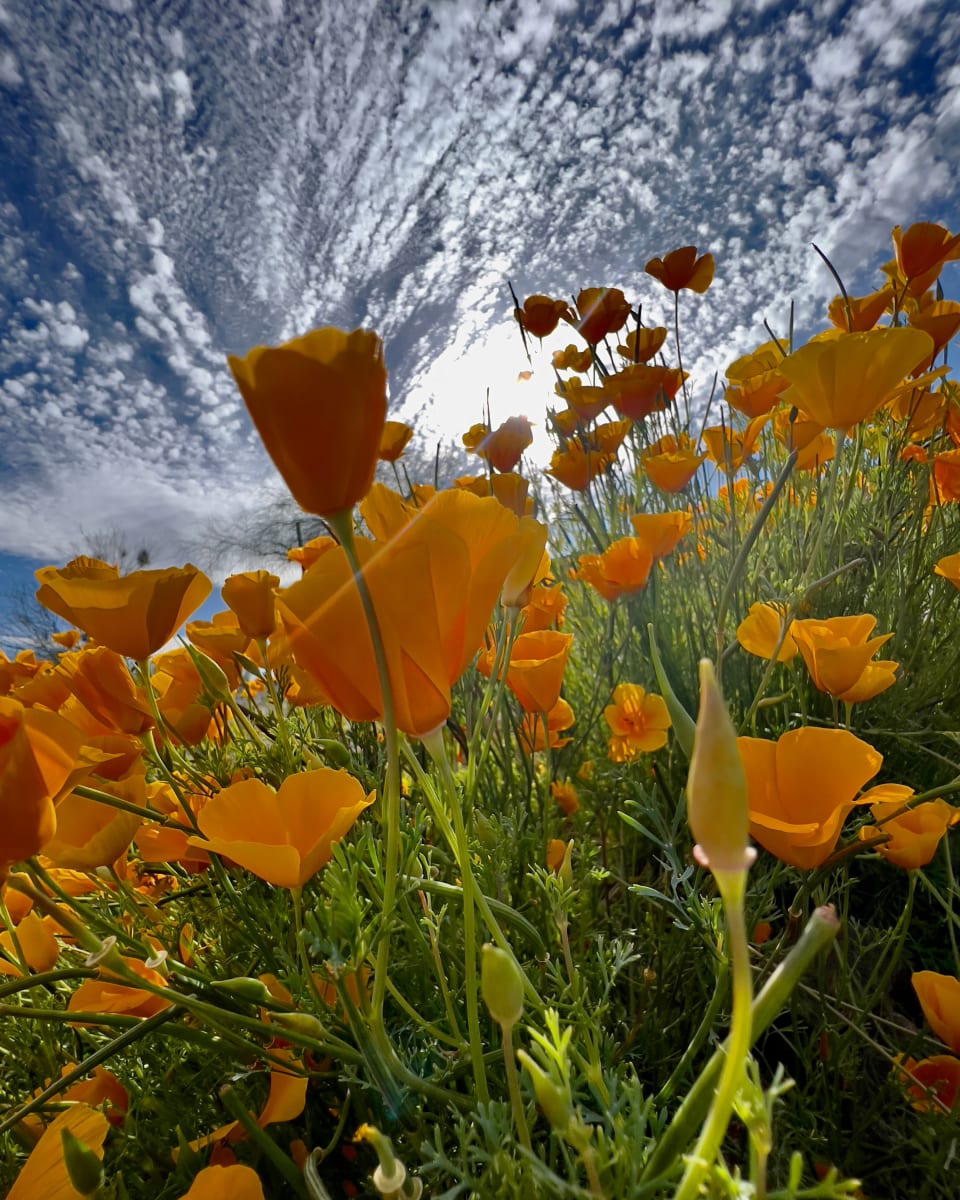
[
  {"x1": 501, "y1": 1019, "x2": 532, "y2": 1150},
  {"x1": 673, "y1": 870, "x2": 752, "y2": 1200},
  {"x1": 0, "y1": 968, "x2": 98, "y2": 998},
  {"x1": 655, "y1": 956, "x2": 729, "y2": 1106},
  {"x1": 72, "y1": 783, "x2": 185, "y2": 828},
  {"x1": 219, "y1": 1083, "x2": 309, "y2": 1198},
  {"x1": 466, "y1": 609, "x2": 521, "y2": 810},
  {"x1": 409, "y1": 876, "x2": 548, "y2": 958},
  {"x1": 713, "y1": 449, "x2": 798, "y2": 672},
  {"x1": 0, "y1": 1005, "x2": 179, "y2": 1136},
  {"x1": 255, "y1": 635, "x2": 295, "y2": 765},
  {"x1": 797, "y1": 429, "x2": 845, "y2": 591},
  {"x1": 422, "y1": 726, "x2": 489, "y2": 1104},
  {"x1": 641, "y1": 904, "x2": 840, "y2": 1186},
  {"x1": 326, "y1": 510, "x2": 402, "y2": 1033}
]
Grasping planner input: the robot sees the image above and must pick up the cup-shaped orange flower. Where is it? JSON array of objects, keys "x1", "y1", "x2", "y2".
[
  {"x1": 896, "y1": 1054, "x2": 960, "y2": 1114},
  {"x1": 645, "y1": 246, "x2": 714, "y2": 293},
  {"x1": 378, "y1": 420, "x2": 414, "y2": 462},
  {"x1": 862, "y1": 797, "x2": 959, "y2": 869},
  {"x1": 500, "y1": 629, "x2": 573, "y2": 714},
  {"x1": 179, "y1": 1164, "x2": 267, "y2": 1200},
  {"x1": 893, "y1": 222, "x2": 960, "y2": 291},
  {"x1": 736, "y1": 602, "x2": 797, "y2": 662},
  {"x1": 221, "y1": 571, "x2": 280, "y2": 640},
  {"x1": 641, "y1": 434, "x2": 706, "y2": 492},
  {"x1": 934, "y1": 552, "x2": 960, "y2": 591},
  {"x1": 515, "y1": 294, "x2": 573, "y2": 339},
  {"x1": 189, "y1": 769, "x2": 374, "y2": 889},
  {"x1": 68, "y1": 956, "x2": 173, "y2": 1020},
  {"x1": 277, "y1": 489, "x2": 524, "y2": 737},
  {"x1": 573, "y1": 288, "x2": 631, "y2": 344},
  {"x1": 521, "y1": 582, "x2": 567, "y2": 633},
  {"x1": 40, "y1": 772, "x2": 144, "y2": 870},
  {"x1": 701, "y1": 413, "x2": 769, "y2": 472},
  {"x1": 827, "y1": 286, "x2": 894, "y2": 332},
  {"x1": 791, "y1": 614, "x2": 894, "y2": 698},
  {"x1": 912, "y1": 971, "x2": 960, "y2": 1053},
  {"x1": 629, "y1": 510, "x2": 692, "y2": 558},
  {"x1": 739, "y1": 727, "x2": 881, "y2": 869},
  {"x1": 604, "y1": 684, "x2": 671, "y2": 762},
  {"x1": 478, "y1": 415, "x2": 534, "y2": 473},
  {"x1": 545, "y1": 440, "x2": 613, "y2": 491},
  {"x1": 779, "y1": 328, "x2": 934, "y2": 429},
  {"x1": 1, "y1": 698, "x2": 107, "y2": 867},
  {"x1": 519, "y1": 696, "x2": 575, "y2": 752},
  {"x1": 576, "y1": 536, "x2": 654, "y2": 602},
  {"x1": 35, "y1": 558, "x2": 211, "y2": 662},
  {"x1": 603, "y1": 364, "x2": 686, "y2": 421},
  {"x1": 228, "y1": 327, "x2": 387, "y2": 517},
  {"x1": 617, "y1": 326, "x2": 668, "y2": 362},
  {"x1": 556, "y1": 376, "x2": 609, "y2": 422},
  {"x1": 725, "y1": 340, "x2": 790, "y2": 417},
  {"x1": 54, "y1": 647, "x2": 154, "y2": 736},
  {"x1": 553, "y1": 344, "x2": 594, "y2": 372}
]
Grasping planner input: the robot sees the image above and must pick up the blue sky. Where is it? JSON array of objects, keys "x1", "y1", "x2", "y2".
[{"x1": 2, "y1": 0, "x2": 959, "y2": 650}]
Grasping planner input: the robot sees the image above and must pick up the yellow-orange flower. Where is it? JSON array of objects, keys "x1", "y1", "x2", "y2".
[
  {"x1": 35, "y1": 558, "x2": 211, "y2": 662},
  {"x1": 228, "y1": 327, "x2": 387, "y2": 517},
  {"x1": 932, "y1": 449, "x2": 960, "y2": 504},
  {"x1": 278, "y1": 490, "x2": 525, "y2": 737},
  {"x1": 54, "y1": 646, "x2": 154, "y2": 736},
  {"x1": 501, "y1": 630, "x2": 573, "y2": 714},
  {"x1": 617, "y1": 326, "x2": 668, "y2": 362},
  {"x1": 736, "y1": 602, "x2": 797, "y2": 663},
  {"x1": 556, "y1": 376, "x2": 609, "y2": 422},
  {"x1": 477, "y1": 415, "x2": 534, "y2": 472},
  {"x1": 641, "y1": 434, "x2": 706, "y2": 492},
  {"x1": 515, "y1": 294, "x2": 573, "y2": 339},
  {"x1": 725, "y1": 341, "x2": 790, "y2": 418},
  {"x1": 861, "y1": 798, "x2": 959, "y2": 869},
  {"x1": 573, "y1": 287, "x2": 631, "y2": 344},
  {"x1": 827, "y1": 286, "x2": 894, "y2": 332},
  {"x1": 701, "y1": 413, "x2": 768, "y2": 472},
  {"x1": 791, "y1": 614, "x2": 894, "y2": 699},
  {"x1": 576, "y1": 537, "x2": 654, "y2": 601},
  {"x1": 521, "y1": 582, "x2": 567, "y2": 633},
  {"x1": 779, "y1": 328, "x2": 934, "y2": 429},
  {"x1": 739, "y1": 727, "x2": 881, "y2": 869},
  {"x1": 378, "y1": 420, "x2": 414, "y2": 462},
  {"x1": 189, "y1": 770, "x2": 374, "y2": 889},
  {"x1": 604, "y1": 684, "x2": 671, "y2": 762},
  {"x1": 551, "y1": 780, "x2": 579, "y2": 815},
  {"x1": 552, "y1": 344, "x2": 594, "y2": 372},
  {"x1": 178, "y1": 1164, "x2": 267, "y2": 1200},
  {"x1": 912, "y1": 971, "x2": 960, "y2": 1052},
  {"x1": 896, "y1": 1055, "x2": 960, "y2": 1113},
  {"x1": 934, "y1": 552, "x2": 960, "y2": 590},
  {"x1": 893, "y1": 221, "x2": 960, "y2": 292},
  {"x1": 629, "y1": 510, "x2": 692, "y2": 558},
  {"x1": 645, "y1": 246, "x2": 714, "y2": 293},
  {"x1": 221, "y1": 571, "x2": 280, "y2": 640},
  {"x1": 603, "y1": 364, "x2": 686, "y2": 421},
  {"x1": 519, "y1": 697, "x2": 575, "y2": 753},
  {"x1": 0, "y1": 698, "x2": 107, "y2": 868},
  {"x1": 545, "y1": 439, "x2": 613, "y2": 491},
  {"x1": 68, "y1": 956, "x2": 173, "y2": 1020}
]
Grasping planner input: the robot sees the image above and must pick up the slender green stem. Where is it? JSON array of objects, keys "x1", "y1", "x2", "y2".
[{"x1": 501, "y1": 1021, "x2": 531, "y2": 1149}]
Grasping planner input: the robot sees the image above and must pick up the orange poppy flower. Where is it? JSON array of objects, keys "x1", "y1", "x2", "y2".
[
  {"x1": 827, "y1": 286, "x2": 894, "y2": 332},
  {"x1": 629, "y1": 510, "x2": 692, "y2": 558},
  {"x1": 913, "y1": 971, "x2": 960, "y2": 1052},
  {"x1": 0, "y1": 649, "x2": 50, "y2": 696},
  {"x1": 35, "y1": 558, "x2": 211, "y2": 662},
  {"x1": 861, "y1": 798, "x2": 959, "y2": 869},
  {"x1": 791, "y1": 614, "x2": 894, "y2": 698},
  {"x1": 228, "y1": 327, "x2": 387, "y2": 517},
  {"x1": 519, "y1": 697, "x2": 575, "y2": 752},
  {"x1": 0, "y1": 911, "x2": 60, "y2": 976},
  {"x1": 545, "y1": 440, "x2": 613, "y2": 491},
  {"x1": 500, "y1": 630, "x2": 573, "y2": 714},
  {"x1": 725, "y1": 340, "x2": 790, "y2": 417},
  {"x1": 0, "y1": 698, "x2": 108, "y2": 868},
  {"x1": 515, "y1": 294, "x2": 573, "y2": 339},
  {"x1": 477, "y1": 415, "x2": 534, "y2": 472},
  {"x1": 739, "y1": 727, "x2": 881, "y2": 869},
  {"x1": 556, "y1": 376, "x2": 609, "y2": 422},
  {"x1": 186, "y1": 612, "x2": 251, "y2": 687},
  {"x1": 550, "y1": 780, "x2": 579, "y2": 815},
  {"x1": 54, "y1": 647, "x2": 154, "y2": 736},
  {"x1": 521, "y1": 582, "x2": 567, "y2": 633},
  {"x1": 462, "y1": 422, "x2": 489, "y2": 451},
  {"x1": 220, "y1": 571, "x2": 280, "y2": 641},
  {"x1": 896, "y1": 1055, "x2": 960, "y2": 1113},
  {"x1": 40, "y1": 771, "x2": 144, "y2": 870},
  {"x1": 934, "y1": 552, "x2": 960, "y2": 590},
  {"x1": 617, "y1": 326, "x2": 668, "y2": 362},
  {"x1": 593, "y1": 418, "x2": 633, "y2": 458},
  {"x1": 178, "y1": 1164, "x2": 267, "y2": 1200},
  {"x1": 645, "y1": 246, "x2": 714, "y2": 293},
  {"x1": 736, "y1": 602, "x2": 798, "y2": 663},
  {"x1": 68, "y1": 955, "x2": 173, "y2": 1020},
  {"x1": 573, "y1": 288, "x2": 631, "y2": 344},
  {"x1": 7, "y1": 1104, "x2": 110, "y2": 1200},
  {"x1": 772, "y1": 408, "x2": 836, "y2": 471},
  {"x1": 893, "y1": 221, "x2": 960, "y2": 290},
  {"x1": 604, "y1": 684, "x2": 671, "y2": 762},
  {"x1": 552, "y1": 344, "x2": 594, "y2": 372},
  {"x1": 932, "y1": 449, "x2": 960, "y2": 504},
  {"x1": 641, "y1": 434, "x2": 706, "y2": 492},
  {"x1": 378, "y1": 419, "x2": 414, "y2": 462},
  {"x1": 287, "y1": 535, "x2": 337, "y2": 574},
  {"x1": 701, "y1": 413, "x2": 769, "y2": 472},
  {"x1": 189, "y1": 770, "x2": 374, "y2": 888},
  {"x1": 277, "y1": 489, "x2": 525, "y2": 737},
  {"x1": 150, "y1": 650, "x2": 213, "y2": 746},
  {"x1": 603, "y1": 364, "x2": 686, "y2": 421},
  {"x1": 779, "y1": 328, "x2": 934, "y2": 429},
  {"x1": 576, "y1": 537, "x2": 654, "y2": 602},
  {"x1": 501, "y1": 517, "x2": 549, "y2": 609}
]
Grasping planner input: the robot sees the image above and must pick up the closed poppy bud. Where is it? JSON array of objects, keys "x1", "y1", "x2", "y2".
[
  {"x1": 6, "y1": 1106, "x2": 109, "y2": 1200},
  {"x1": 686, "y1": 660, "x2": 753, "y2": 875},
  {"x1": 60, "y1": 1126, "x2": 104, "y2": 1196},
  {"x1": 228, "y1": 327, "x2": 387, "y2": 518},
  {"x1": 272, "y1": 1011, "x2": 327, "y2": 1039},
  {"x1": 517, "y1": 1048, "x2": 573, "y2": 1132},
  {"x1": 481, "y1": 943, "x2": 524, "y2": 1028},
  {"x1": 221, "y1": 571, "x2": 280, "y2": 640}
]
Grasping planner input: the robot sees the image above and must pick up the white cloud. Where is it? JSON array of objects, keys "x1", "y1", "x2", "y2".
[{"x1": 0, "y1": 48, "x2": 21, "y2": 86}]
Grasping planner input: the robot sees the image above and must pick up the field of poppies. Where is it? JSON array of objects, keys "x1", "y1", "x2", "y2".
[{"x1": 2, "y1": 222, "x2": 960, "y2": 1199}]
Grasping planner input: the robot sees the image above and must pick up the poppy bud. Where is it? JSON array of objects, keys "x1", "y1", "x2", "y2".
[
  {"x1": 60, "y1": 1127, "x2": 104, "y2": 1196},
  {"x1": 481, "y1": 944, "x2": 524, "y2": 1028}
]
